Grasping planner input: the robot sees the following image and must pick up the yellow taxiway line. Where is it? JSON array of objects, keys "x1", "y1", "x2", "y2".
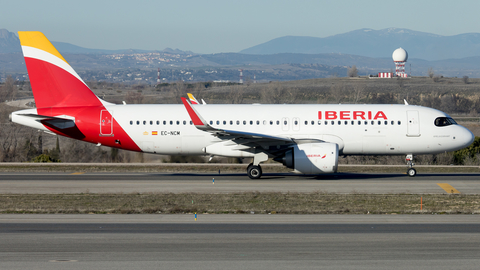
[{"x1": 437, "y1": 183, "x2": 461, "y2": 194}]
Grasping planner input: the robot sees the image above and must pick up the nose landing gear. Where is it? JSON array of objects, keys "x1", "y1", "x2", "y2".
[{"x1": 406, "y1": 154, "x2": 416, "y2": 177}]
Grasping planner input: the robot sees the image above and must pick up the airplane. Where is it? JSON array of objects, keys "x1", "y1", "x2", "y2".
[
  {"x1": 10, "y1": 31, "x2": 475, "y2": 179},
  {"x1": 188, "y1": 93, "x2": 206, "y2": 105}
]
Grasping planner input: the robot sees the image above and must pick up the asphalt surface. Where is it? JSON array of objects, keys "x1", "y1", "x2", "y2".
[
  {"x1": 1, "y1": 172, "x2": 479, "y2": 269},
  {"x1": 1, "y1": 172, "x2": 480, "y2": 194},
  {"x1": 0, "y1": 215, "x2": 479, "y2": 270}
]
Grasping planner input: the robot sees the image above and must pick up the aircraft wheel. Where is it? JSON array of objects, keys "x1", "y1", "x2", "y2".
[
  {"x1": 407, "y1": 168, "x2": 416, "y2": 177},
  {"x1": 247, "y1": 165, "x2": 262, "y2": 179}
]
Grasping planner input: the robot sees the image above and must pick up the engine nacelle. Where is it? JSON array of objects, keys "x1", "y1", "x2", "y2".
[{"x1": 276, "y1": 142, "x2": 338, "y2": 174}]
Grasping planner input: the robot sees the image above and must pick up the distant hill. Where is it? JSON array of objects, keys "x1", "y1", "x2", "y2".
[
  {"x1": 0, "y1": 29, "x2": 193, "y2": 55},
  {"x1": 240, "y1": 28, "x2": 480, "y2": 61},
  {"x1": 0, "y1": 29, "x2": 20, "y2": 53}
]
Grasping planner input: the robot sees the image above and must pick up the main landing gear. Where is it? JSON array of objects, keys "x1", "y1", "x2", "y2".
[
  {"x1": 406, "y1": 154, "x2": 416, "y2": 177},
  {"x1": 247, "y1": 163, "x2": 262, "y2": 179},
  {"x1": 247, "y1": 152, "x2": 268, "y2": 179}
]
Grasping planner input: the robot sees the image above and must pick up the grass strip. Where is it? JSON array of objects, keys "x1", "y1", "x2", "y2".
[{"x1": 1, "y1": 193, "x2": 479, "y2": 214}]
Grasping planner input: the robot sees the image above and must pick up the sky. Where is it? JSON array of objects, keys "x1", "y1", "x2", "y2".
[{"x1": 2, "y1": 0, "x2": 480, "y2": 54}]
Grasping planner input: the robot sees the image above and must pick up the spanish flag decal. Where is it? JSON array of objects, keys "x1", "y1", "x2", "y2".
[{"x1": 152, "y1": 131, "x2": 158, "y2": 135}]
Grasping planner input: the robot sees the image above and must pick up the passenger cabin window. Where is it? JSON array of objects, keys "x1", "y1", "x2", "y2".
[
  {"x1": 130, "y1": 121, "x2": 133, "y2": 125},
  {"x1": 435, "y1": 117, "x2": 457, "y2": 127}
]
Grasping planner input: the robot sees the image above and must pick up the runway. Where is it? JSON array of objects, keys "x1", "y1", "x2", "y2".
[
  {"x1": 1, "y1": 172, "x2": 480, "y2": 194},
  {"x1": 0, "y1": 215, "x2": 479, "y2": 270},
  {"x1": 1, "y1": 171, "x2": 480, "y2": 269}
]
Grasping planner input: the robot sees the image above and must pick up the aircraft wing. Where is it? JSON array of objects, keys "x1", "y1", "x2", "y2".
[{"x1": 181, "y1": 97, "x2": 292, "y2": 143}]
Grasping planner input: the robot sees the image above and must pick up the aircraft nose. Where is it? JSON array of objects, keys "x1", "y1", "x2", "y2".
[{"x1": 457, "y1": 126, "x2": 474, "y2": 148}]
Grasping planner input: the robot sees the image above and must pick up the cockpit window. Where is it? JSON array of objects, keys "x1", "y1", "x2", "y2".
[{"x1": 434, "y1": 117, "x2": 457, "y2": 127}]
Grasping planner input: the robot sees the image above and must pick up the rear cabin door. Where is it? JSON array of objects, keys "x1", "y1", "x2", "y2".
[{"x1": 100, "y1": 110, "x2": 113, "y2": 136}]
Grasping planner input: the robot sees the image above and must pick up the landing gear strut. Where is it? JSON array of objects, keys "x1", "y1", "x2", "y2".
[
  {"x1": 246, "y1": 152, "x2": 268, "y2": 179},
  {"x1": 406, "y1": 154, "x2": 416, "y2": 177}
]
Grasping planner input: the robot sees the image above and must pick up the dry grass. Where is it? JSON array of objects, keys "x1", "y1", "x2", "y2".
[{"x1": 1, "y1": 193, "x2": 479, "y2": 214}]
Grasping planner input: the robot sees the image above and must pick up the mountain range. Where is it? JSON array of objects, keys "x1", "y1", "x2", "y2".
[
  {"x1": 0, "y1": 29, "x2": 193, "y2": 55},
  {"x1": 241, "y1": 28, "x2": 480, "y2": 61},
  {"x1": 3, "y1": 28, "x2": 480, "y2": 78}
]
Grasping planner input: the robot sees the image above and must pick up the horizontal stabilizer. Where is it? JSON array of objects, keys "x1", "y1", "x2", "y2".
[{"x1": 19, "y1": 114, "x2": 76, "y2": 129}]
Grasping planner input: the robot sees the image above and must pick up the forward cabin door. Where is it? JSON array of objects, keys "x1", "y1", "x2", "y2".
[
  {"x1": 100, "y1": 110, "x2": 114, "y2": 136},
  {"x1": 406, "y1": 110, "x2": 420, "y2": 137}
]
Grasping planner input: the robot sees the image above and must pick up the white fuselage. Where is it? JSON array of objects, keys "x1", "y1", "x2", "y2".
[{"x1": 101, "y1": 103, "x2": 472, "y2": 156}]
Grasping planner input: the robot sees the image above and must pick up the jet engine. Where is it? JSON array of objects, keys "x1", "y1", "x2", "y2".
[{"x1": 275, "y1": 142, "x2": 338, "y2": 174}]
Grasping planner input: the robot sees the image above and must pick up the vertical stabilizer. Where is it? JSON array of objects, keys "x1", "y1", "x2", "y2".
[{"x1": 19, "y1": 31, "x2": 103, "y2": 108}]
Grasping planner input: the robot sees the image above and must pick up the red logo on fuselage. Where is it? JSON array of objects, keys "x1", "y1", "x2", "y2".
[{"x1": 318, "y1": 111, "x2": 387, "y2": 120}]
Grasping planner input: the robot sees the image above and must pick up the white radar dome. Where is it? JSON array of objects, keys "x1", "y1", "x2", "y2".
[{"x1": 392, "y1": 47, "x2": 408, "y2": 62}]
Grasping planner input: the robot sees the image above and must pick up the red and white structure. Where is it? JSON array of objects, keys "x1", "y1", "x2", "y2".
[
  {"x1": 378, "y1": 72, "x2": 393, "y2": 78},
  {"x1": 392, "y1": 48, "x2": 408, "y2": 77}
]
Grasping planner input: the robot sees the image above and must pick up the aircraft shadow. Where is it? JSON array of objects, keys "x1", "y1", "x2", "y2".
[
  {"x1": 152, "y1": 171, "x2": 480, "y2": 181},
  {"x1": 153, "y1": 172, "x2": 408, "y2": 180}
]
